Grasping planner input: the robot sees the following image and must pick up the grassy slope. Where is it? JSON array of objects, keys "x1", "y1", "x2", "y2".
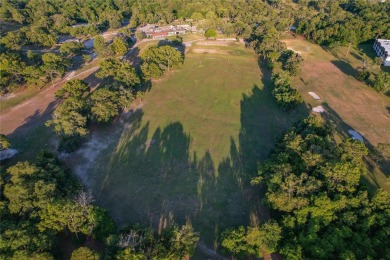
[
  {"x1": 86, "y1": 42, "x2": 307, "y2": 249},
  {"x1": 282, "y1": 35, "x2": 390, "y2": 192}
]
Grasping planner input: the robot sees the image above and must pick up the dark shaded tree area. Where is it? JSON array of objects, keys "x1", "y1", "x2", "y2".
[
  {"x1": 296, "y1": 0, "x2": 390, "y2": 46},
  {"x1": 0, "y1": 151, "x2": 199, "y2": 259},
  {"x1": 226, "y1": 116, "x2": 390, "y2": 259},
  {"x1": 45, "y1": 45, "x2": 181, "y2": 152},
  {"x1": 249, "y1": 25, "x2": 304, "y2": 111},
  {"x1": 46, "y1": 75, "x2": 137, "y2": 152},
  {"x1": 2, "y1": 0, "x2": 387, "y2": 94},
  {"x1": 0, "y1": 51, "x2": 70, "y2": 93},
  {"x1": 140, "y1": 45, "x2": 183, "y2": 79}
]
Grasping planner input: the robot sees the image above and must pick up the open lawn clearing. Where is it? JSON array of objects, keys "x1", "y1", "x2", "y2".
[
  {"x1": 282, "y1": 36, "x2": 390, "y2": 192},
  {"x1": 67, "y1": 43, "x2": 307, "y2": 252}
]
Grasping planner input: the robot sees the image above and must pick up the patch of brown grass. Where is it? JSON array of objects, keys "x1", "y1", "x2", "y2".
[{"x1": 285, "y1": 37, "x2": 390, "y2": 191}]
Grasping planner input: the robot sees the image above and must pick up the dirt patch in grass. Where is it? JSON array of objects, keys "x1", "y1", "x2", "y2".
[
  {"x1": 191, "y1": 48, "x2": 229, "y2": 54},
  {"x1": 197, "y1": 41, "x2": 230, "y2": 46}
]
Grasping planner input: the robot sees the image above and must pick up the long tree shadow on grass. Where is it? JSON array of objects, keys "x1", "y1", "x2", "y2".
[
  {"x1": 4, "y1": 100, "x2": 58, "y2": 164},
  {"x1": 93, "y1": 63, "x2": 310, "y2": 252},
  {"x1": 97, "y1": 112, "x2": 260, "y2": 252},
  {"x1": 331, "y1": 60, "x2": 359, "y2": 79}
]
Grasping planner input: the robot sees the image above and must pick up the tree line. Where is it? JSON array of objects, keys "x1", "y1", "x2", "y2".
[
  {"x1": 0, "y1": 151, "x2": 199, "y2": 259},
  {"x1": 2, "y1": 0, "x2": 387, "y2": 47},
  {"x1": 1, "y1": 0, "x2": 388, "y2": 94},
  {"x1": 0, "y1": 30, "x2": 131, "y2": 94},
  {"x1": 221, "y1": 116, "x2": 390, "y2": 259},
  {"x1": 248, "y1": 20, "x2": 304, "y2": 111},
  {"x1": 296, "y1": 0, "x2": 390, "y2": 47},
  {"x1": 45, "y1": 44, "x2": 183, "y2": 152}
]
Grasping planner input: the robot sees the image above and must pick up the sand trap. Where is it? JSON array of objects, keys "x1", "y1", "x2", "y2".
[
  {"x1": 312, "y1": 106, "x2": 324, "y2": 113},
  {"x1": 348, "y1": 130, "x2": 364, "y2": 141},
  {"x1": 308, "y1": 92, "x2": 321, "y2": 100},
  {"x1": 0, "y1": 149, "x2": 18, "y2": 160}
]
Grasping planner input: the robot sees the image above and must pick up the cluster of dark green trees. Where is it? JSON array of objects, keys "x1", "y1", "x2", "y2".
[
  {"x1": 0, "y1": 32, "x2": 131, "y2": 94},
  {"x1": 296, "y1": 0, "x2": 390, "y2": 46},
  {"x1": 140, "y1": 45, "x2": 184, "y2": 79},
  {"x1": 0, "y1": 0, "x2": 132, "y2": 46},
  {"x1": 2, "y1": 0, "x2": 388, "y2": 94},
  {"x1": 0, "y1": 51, "x2": 70, "y2": 93},
  {"x1": 46, "y1": 44, "x2": 182, "y2": 152},
  {"x1": 221, "y1": 221, "x2": 282, "y2": 258},
  {"x1": 94, "y1": 35, "x2": 130, "y2": 58},
  {"x1": 271, "y1": 70, "x2": 303, "y2": 111},
  {"x1": 0, "y1": 151, "x2": 199, "y2": 259},
  {"x1": 248, "y1": 21, "x2": 304, "y2": 111},
  {"x1": 222, "y1": 116, "x2": 390, "y2": 259},
  {"x1": 0, "y1": 134, "x2": 10, "y2": 150},
  {"x1": 46, "y1": 63, "x2": 137, "y2": 152}
]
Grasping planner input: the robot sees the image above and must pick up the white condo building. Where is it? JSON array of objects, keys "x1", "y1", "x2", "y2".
[{"x1": 373, "y1": 39, "x2": 390, "y2": 66}]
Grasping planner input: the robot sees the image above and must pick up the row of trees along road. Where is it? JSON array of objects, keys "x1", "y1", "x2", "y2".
[
  {"x1": 46, "y1": 44, "x2": 183, "y2": 152},
  {"x1": 0, "y1": 51, "x2": 70, "y2": 94}
]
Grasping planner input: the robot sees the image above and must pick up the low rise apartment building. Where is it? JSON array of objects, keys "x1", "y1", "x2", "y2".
[{"x1": 373, "y1": 39, "x2": 390, "y2": 66}]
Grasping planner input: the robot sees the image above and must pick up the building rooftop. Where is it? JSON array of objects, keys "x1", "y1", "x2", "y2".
[
  {"x1": 141, "y1": 24, "x2": 190, "y2": 33},
  {"x1": 376, "y1": 39, "x2": 390, "y2": 54}
]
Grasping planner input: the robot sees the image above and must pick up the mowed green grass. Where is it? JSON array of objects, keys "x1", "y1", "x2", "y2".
[{"x1": 88, "y1": 42, "x2": 307, "y2": 249}]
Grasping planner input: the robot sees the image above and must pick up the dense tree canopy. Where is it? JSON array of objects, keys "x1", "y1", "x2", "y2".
[
  {"x1": 70, "y1": 247, "x2": 100, "y2": 260},
  {"x1": 1, "y1": 1, "x2": 389, "y2": 258},
  {"x1": 0, "y1": 151, "x2": 199, "y2": 259},
  {"x1": 0, "y1": 134, "x2": 10, "y2": 150},
  {"x1": 96, "y1": 58, "x2": 140, "y2": 87},
  {"x1": 373, "y1": 72, "x2": 390, "y2": 93},
  {"x1": 47, "y1": 77, "x2": 137, "y2": 151},
  {"x1": 141, "y1": 45, "x2": 183, "y2": 79},
  {"x1": 249, "y1": 116, "x2": 390, "y2": 259}
]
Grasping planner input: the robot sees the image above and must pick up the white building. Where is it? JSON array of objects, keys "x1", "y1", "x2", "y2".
[{"x1": 373, "y1": 39, "x2": 390, "y2": 66}]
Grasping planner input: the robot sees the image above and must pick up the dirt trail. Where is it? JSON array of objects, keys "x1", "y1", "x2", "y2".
[
  {"x1": 0, "y1": 38, "x2": 207, "y2": 135},
  {"x1": 0, "y1": 66, "x2": 99, "y2": 135},
  {"x1": 0, "y1": 37, "x2": 147, "y2": 135}
]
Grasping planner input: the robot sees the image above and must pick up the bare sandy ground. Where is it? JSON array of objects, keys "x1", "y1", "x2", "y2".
[
  {"x1": 191, "y1": 48, "x2": 229, "y2": 54},
  {"x1": 0, "y1": 66, "x2": 99, "y2": 135}
]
